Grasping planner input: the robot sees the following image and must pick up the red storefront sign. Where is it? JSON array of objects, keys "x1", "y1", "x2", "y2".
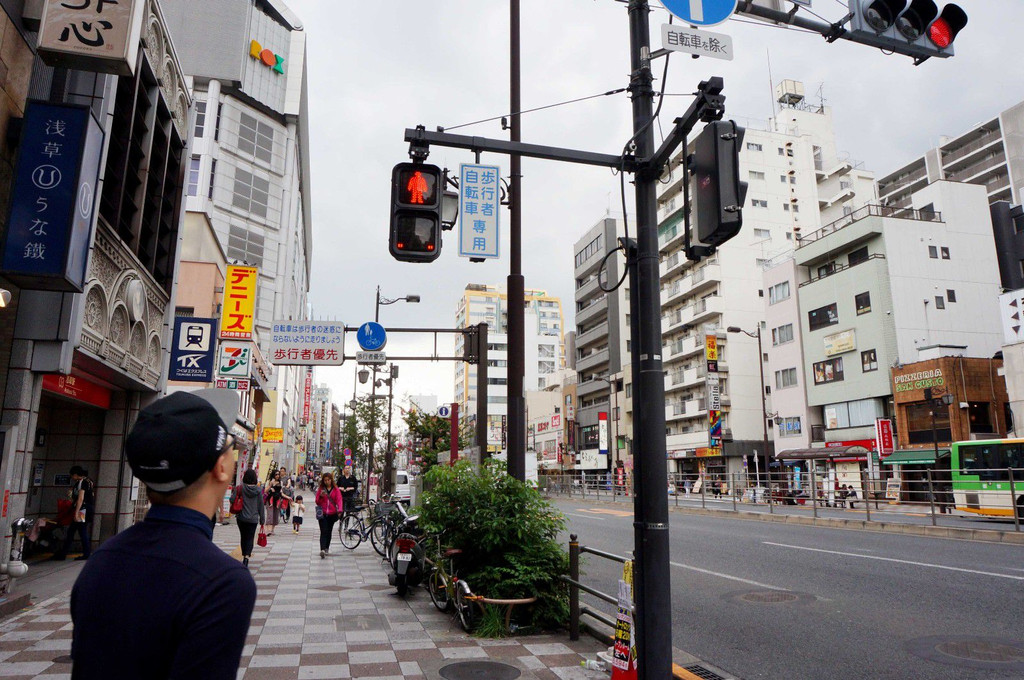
[
  {"x1": 42, "y1": 374, "x2": 112, "y2": 409},
  {"x1": 875, "y1": 419, "x2": 895, "y2": 457},
  {"x1": 302, "y1": 369, "x2": 312, "y2": 424},
  {"x1": 825, "y1": 439, "x2": 875, "y2": 462}
]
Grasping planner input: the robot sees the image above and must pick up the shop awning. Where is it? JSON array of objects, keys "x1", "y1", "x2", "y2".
[
  {"x1": 776, "y1": 445, "x2": 870, "y2": 461},
  {"x1": 881, "y1": 449, "x2": 949, "y2": 465}
]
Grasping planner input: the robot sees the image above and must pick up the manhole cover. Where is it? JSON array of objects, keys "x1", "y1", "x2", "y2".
[
  {"x1": 935, "y1": 640, "x2": 1024, "y2": 663},
  {"x1": 905, "y1": 636, "x2": 1024, "y2": 672},
  {"x1": 439, "y1": 661, "x2": 521, "y2": 680},
  {"x1": 740, "y1": 591, "x2": 799, "y2": 603}
]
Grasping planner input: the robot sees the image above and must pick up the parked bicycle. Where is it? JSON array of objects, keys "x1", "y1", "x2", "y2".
[
  {"x1": 338, "y1": 495, "x2": 405, "y2": 557},
  {"x1": 425, "y1": 535, "x2": 481, "y2": 632}
]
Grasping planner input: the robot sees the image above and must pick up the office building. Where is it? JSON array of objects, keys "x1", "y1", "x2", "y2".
[{"x1": 162, "y1": 0, "x2": 314, "y2": 469}]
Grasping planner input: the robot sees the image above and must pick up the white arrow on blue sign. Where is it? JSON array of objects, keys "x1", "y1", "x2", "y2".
[
  {"x1": 662, "y1": 0, "x2": 738, "y2": 27},
  {"x1": 356, "y1": 322, "x2": 387, "y2": 351}
]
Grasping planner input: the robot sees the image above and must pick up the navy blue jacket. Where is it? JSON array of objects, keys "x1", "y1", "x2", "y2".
[{"x1": 70, "y1": 505, "x2": 256, "y2": 679}]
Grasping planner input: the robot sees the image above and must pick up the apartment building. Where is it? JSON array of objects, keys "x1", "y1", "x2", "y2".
[
  {"x1": 877, "y1": 100, "x2": 1024, "y2": 210},
  {"x1": 454, "y1": 285, "x2": 565, "y2": 453},
  {"x1": 572, "y1": 217, "x2": 629, "y2": 470},
  {"x1": 656, "y1": 81, "x2": 875, "y2": 478}
]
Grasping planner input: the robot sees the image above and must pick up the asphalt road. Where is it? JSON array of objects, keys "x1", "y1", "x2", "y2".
[{"x1": 552, "y1": 498, "x2": 1024, "y2": 680}]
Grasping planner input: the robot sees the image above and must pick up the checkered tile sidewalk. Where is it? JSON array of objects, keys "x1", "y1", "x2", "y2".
[{"x1": 0, "y1": 522, "x2": 607, "y2": 679}]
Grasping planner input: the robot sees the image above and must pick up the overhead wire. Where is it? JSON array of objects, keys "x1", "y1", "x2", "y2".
[{"x1": 441, "y1": 88, "x2": 627, "y2": 132}]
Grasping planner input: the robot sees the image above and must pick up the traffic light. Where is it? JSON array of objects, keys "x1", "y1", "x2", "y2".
[
  {"x1": 689, "y1": 119, "x2": 747, "y2": 250},
  {"x1": 851, "y1": 0, "x2": 967, "y2": 60},
  {"x1": 389, "y1": 162, "x2": 443, "y2": 262}
]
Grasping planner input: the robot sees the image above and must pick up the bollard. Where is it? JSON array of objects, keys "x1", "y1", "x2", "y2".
[
  {"x1": 569, "y1": 534, "x2": 580, "y2": 641},
  {"x1": 811, "y1": 465, "x2": 818, "y2": 520},
  {"x1": 1010, "y1": 468, "x2": 1020, "y2": 533},
  {"x1": 768, "y1": 473, "x2": 774, "y2": 514},
  {"x1": 700, "y1": 475, "x2": 706, "y2": 509},
  {"x1": 926, "y1": 469, "x2": 937, "y2": 526},
  {"x1": 731, "y1": 472, "x2": 737, "y2": 512},
  {"x1": 861, "y1": 468, "x2": 871, "y2": 522}
]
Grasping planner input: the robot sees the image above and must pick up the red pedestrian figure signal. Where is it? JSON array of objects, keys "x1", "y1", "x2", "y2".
[{"x1": 406, "y1": 171, "x2": 429, "y2": 204}]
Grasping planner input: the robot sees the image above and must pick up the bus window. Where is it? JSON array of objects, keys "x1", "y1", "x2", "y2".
[{"x1": 1001, "y1": 443, "x2": 1024, "y2": 472}]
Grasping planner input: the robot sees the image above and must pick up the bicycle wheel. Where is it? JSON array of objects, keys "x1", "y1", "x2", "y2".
[
  {"x1": 369, "y1": 518, "x2": 390, "y2": 558},
  {"x1": 339, "y1": 514, "x2": 362, "y2": 549},
  {"x1": 428, "y1": 569, "x2": 451, "y2": 612},
  {"x1": 456, "y1": 581, "x2": 479, "y2": 633}
]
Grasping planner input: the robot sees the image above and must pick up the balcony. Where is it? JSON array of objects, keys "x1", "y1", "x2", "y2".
[
  {"x1": 940, "y1": 125, "x2": 1002, "y2": 168},
  {"x1": 682, "y1": 295, "x2": 723, "y2": 327},
  {"x1": 660, "y1": 251, "x2": 687, "y2": 280},
  {"x1": 575, "y1": 275, "x2": 601, "y2": 302},
  {"x1": 796, "y1": 203, "x2": 941, "y2": 251},
  {"x1": 577, "y1": 377, "x2": 612, "y2": 399},
  {"x1": 657, "y1": 195, "x2": 684, "y2": 223},
  {"x1": 659, "y1": 223, "x2": 685, "y2": 253},
  {"x1": 799, "y1": 252, "x2": 886, "y2": 288},
  {"x1": 575, "y1": 320, "x2": 609, "y2": 349},
  {"x1": 576, "y1": 295, "x2": 607, "y2": 326},
  {"x1": 664, "y1": 334, "x2": 704, "y2": 363},
  {"x1": 945, "y1": 150, "x2": 1006, "y2": 184},
  {"x1": 661, "y1": 280, "x2": 686, "y2": 307},
  {"x1": 576, "y1": 347, "x2": 610, "y2": 373}
]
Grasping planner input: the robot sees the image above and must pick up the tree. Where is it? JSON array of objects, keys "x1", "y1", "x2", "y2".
[{"x1": 401, "y1": 407, "x2": 471, "y2": 474}]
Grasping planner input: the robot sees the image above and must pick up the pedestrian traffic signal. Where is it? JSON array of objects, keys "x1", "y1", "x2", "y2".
[
  {"x1": 389, "y1": 162, "x2": 443, "y2": 262},
  {"x1": 689, "y1": 119, "x2": 747, "y2": 251},
  {"x1": 851, "y1": 0, "x2": 967, "y2": 60}
]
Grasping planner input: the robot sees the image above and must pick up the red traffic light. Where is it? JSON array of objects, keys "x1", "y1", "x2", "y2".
[{"x1": 928, "y1": 4, "x2": 967, "y2": 48}]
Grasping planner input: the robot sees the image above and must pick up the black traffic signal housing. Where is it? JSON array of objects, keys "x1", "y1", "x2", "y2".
[
  {"x1": 389, "y1": 162, "x2": 443, "y2": 262},
  {"x1": 851, "y1": 0, "x2": 967, "y2": 62},
  {"x1": 688, "y1": 120, "x2": 747, "y2": 253}
]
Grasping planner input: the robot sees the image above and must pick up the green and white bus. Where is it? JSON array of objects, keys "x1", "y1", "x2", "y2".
[{"x1": 950, "y1": 438, "x2": 1024, "y2": 519}]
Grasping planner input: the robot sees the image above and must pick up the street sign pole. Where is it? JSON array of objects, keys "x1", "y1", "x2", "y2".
[{"x1": 627, "y1": 3, "x2": 672, "y2": 678}]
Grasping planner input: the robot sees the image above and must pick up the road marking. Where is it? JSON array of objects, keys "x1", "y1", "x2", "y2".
[
  {"x1": 669, "y1": 560, "x2": 787, "y2": 591},
  {"x1": 764, "y1": 542, "x2": 1024, "y2": 581}
]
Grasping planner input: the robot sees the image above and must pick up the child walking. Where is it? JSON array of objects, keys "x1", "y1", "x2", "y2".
[{"x1": 292, "y1": 495, "x2": 305, "y2": 534}]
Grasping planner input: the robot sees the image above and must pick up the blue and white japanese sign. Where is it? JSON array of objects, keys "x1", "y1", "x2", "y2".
[
  {"x1": 169, "y1": 317, "x2": 218, "y2": 382},
  {"x1": 458, "y1": 163, "x2": 501, "y2": 260},
  {"x1": 662, "y1": 0, "x2": 738, "y2": 27},
  {"x1": 1, "y1": 101, "x2": 104, "y2": 292},
  {"x1": 356, "y1": 322, "x2": 387, "y2": 352},
  {"x1": 270, "y1": 320, "x2": 346, "y2": 365}
]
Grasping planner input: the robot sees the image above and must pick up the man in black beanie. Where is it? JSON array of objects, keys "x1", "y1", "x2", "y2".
[{"x1": 70, "y1": 391, "x2": 256, "y2": 680}]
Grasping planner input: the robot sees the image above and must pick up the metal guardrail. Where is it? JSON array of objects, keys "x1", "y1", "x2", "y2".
[
  {"x1": 797, "y1": 204, "x2": 942, "y2": 247},
  {"x1": 563, "y1": 533, "x2": 631, "y2": 642},
  {"x1": 541, "y1": 467, "x2": 1022, "y2": 532}
]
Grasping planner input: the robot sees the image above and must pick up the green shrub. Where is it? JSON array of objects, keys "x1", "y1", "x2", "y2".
[{"x1": 418, "y1": 460, "x2": 570, "y2": 631}]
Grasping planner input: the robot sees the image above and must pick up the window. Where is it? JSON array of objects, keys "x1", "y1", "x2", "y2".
[
  {"x1": 778, "y1": 147, "x2": 785, "y2": 156},
  {"x1": 855, "y1": 291, "x2": 871, "y2": 315},
  {"x1": 575, "y1": 234, "x2": 603, "y2": 268},
  {"x1": 207, "y1": 159, "x2": 217, "y2": 199},
  {"x1": 935, "y1": 296, "x2": 946, "y2": 310},
  {"x1": 843, "y1": 205, "x2": 853, "y2": 216},
  {"x1": 817, "y1": 262, "x2": 835, "y2": 278},
  {"x1": 749, "y1": 170, "x2": 765, "y2": 180},
  {"x1": 840, "y1": 179, "x2": 852, "y2": 190},
  {"x1": 861, "y1": 349, "x2": 878, "y2": 372},
  {"x1": 186, "y1": 156, "x2": 201, "y2": 196},
  {"x1": 775, "y1": 367, "x2": 798, "y2": 389},
  {"x1": 226, "y1": 225, "x2": 265, "y2": 268},
  {"x1": 941, "y1": 246, "x2": 950, "y2": 260},
  {"x1": 237, "y1": 112, "x2": 274, "y2": 164},
  {"x1": 751, "y1": 199, "x2": 768, "y2": 208},
  {"x1": 756, "y1": 258, "x2": 769, "y2": 269},
  {"x1": 747, "y1": 142, "x2": 762, "y2": 152},
  {"x1": 812, "y1": 357, "x2": 844, "y2": 384},
  {"x1": 231, "y1": 168, "x2": 270, "y2": 218},
  {"x1": 214, "y1": 102, "x2": 223, "y2": 141},
  {"x1": 193, "y1": 101, "x2": 207, "y2": 138},
  {"x1": 778, "y1": 417, "x2": 802, "y2": 437},
  {"x1": 848, "y1": 246, "x2": 869, "y2": 266},
  {"x1": 771, "y1": 323, "x2": 794, "y2": 346},
  {"x1": 754, "y1": 228, "x2": 771, "y2": 239},
  {"x1": 824, "y1": 398, "x2": 884, "y2": 429},
  {"x1": 786, "y1": 148, "x2": 794, "y2": 157},
  {"x1": 780, "y1": 174, "x2": 788, "y2": 183},
  {"x1": 928, "y1": 245, "x2": 938, "y2": 258},
  {"x1": 947, "y1": 289, "x2": 957, "y2": 303},
  {"x1": 768, "y1": 281, "x2": 790, "y2": 305}
]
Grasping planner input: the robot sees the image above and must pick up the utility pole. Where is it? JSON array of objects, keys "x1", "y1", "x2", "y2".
[
  {"x1": 626, "y1": 2, "x2": 672, "y2": 678},
  {"x1": 506, "y1": 0, "x2": 526, "y2": 482}
]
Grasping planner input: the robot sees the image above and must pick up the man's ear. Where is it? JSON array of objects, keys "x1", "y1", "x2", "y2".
[{"x1": 212, "y1": 450, "x2": 234, "y2": 485}]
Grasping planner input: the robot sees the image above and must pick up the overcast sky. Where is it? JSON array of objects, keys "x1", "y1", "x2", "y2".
[{"x1": 291, "y1": 0, "x2": 1022, "y2": 412}]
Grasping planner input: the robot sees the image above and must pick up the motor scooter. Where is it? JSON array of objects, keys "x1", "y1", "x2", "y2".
[{"x1": 387, "y1": 512, "x2": 425, "y2": 596}]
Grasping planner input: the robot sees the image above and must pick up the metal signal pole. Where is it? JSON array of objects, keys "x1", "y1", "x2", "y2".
[{"x1": 506, "y1": 0, "x2": 526, "y2": 482}]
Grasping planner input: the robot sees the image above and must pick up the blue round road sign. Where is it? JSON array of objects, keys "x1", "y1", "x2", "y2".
[
  {"x1": 356, "y1": 322, "x2": 387, "y2": 351},
  {"x1": 662, "y1": 0, "x2": 738, "y2": 27}
]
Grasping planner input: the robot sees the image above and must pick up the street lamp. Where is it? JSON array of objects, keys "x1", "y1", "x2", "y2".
[
  {"x1": 365, "y1": 288, "x2": 419, "y2": 500},
  {"x1": 726, "y1": 326, "x2": 772, "y2": 488}
]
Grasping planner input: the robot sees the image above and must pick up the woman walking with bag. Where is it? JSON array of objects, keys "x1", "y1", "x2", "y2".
[
  {"x1": 232, "y1": 469, "x2": 265, "y2": 568},
  {"x1": 315, "y1": 472, "x2": 343, "y2": 559}
]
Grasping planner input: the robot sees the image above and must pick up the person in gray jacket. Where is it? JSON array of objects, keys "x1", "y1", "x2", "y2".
[{"x1": 232, "y1": 468, "x2": 265, "y2": 567}]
